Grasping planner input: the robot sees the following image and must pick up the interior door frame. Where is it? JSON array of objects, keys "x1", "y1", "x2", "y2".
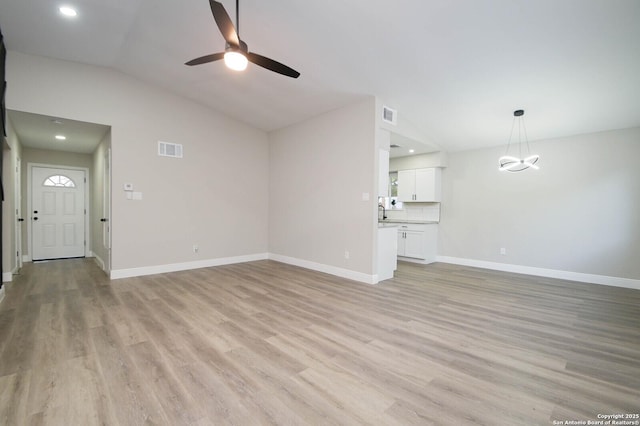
[
  {"x1": 26, "y1": 162, "x2": 90, "y2": 262},
  {"x1": 15, "y1": 155, "x2": 21, "y2": 269},
  {"x1": 102, "y1": 147, "x2": 111, "y2": 273}
]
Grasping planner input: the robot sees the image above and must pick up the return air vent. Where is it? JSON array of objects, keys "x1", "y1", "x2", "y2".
[
  {"x1": 158, "y1": 141, "x2": 183, "y2": 158},
  {"x1": 390, "y1": 144, "x2": 401, "y2": 148},
  {"x1": 382, "y1": 105, "x2": 397, "y2": 125}
]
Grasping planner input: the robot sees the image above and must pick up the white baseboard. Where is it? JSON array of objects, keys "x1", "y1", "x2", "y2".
[
  {"x1": 110, "y1": 253, "x2": 269, "y2": 280},
  {"x1": 398, "y1": 256, "x2": 436, "y2": 265},
  {"x1": 268, "y1": 253, "x2": 377, "y2": 285},
  {"x1": 436, "y1": 256, "x2": 640, "y2": 290},
  {"x1": 22, "y1": 255, "x2": 30, "y2": 263},
  {"x1": 93, "y1": 254, "x2": 106, "y2": 272},
  {"x1": 2, "y1": 265, "x2": 17, "y2": 282}
]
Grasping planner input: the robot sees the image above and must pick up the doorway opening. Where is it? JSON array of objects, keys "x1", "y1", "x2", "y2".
[{"x1": 5, "y1": 110, "x2": 112, "y2": 275}]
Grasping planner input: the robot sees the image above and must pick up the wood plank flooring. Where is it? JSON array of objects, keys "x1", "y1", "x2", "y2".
[{"x1": 0, "y1": 258, "x2": 639, "y2": 425}]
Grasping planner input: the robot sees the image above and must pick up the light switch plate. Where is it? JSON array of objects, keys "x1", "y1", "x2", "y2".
[
  {"x1": 124, "y1": 183, "x2": 133, "y2": 191},
  {"x1": 362, "y1": 192, "x2": 370, "y2": 201}
]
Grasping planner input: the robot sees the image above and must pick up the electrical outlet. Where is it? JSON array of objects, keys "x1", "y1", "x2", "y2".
[
  {"x1": 193, "y1": 245, "x2": 199, "y2": 253},
  {"x1": 500, "y1": 247, "x2": 507, "y2": 255},
  {"x1": 344, "y1": 251, "x2": 350, "y2": 259}
]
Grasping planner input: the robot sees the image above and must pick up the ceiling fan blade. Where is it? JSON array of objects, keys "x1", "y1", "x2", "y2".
[
  {"x1": 247, "y1": 52, "x2": 300, "y2": 78},
  {"x1": 185, "y1": 52, "x2": 225, "y2": 66},
  {"x1": 209, "y1": 0, "x2": 240, "y2": 46}
]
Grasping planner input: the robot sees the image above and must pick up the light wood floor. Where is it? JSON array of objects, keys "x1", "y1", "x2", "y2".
[{"x1": 0, "y1": 259, "x2": 639, "y2": 425}]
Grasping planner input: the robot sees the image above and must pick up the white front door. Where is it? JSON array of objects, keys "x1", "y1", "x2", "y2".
[{"x1": 31, "y1": 166, "x2": 86, "y2": 260}]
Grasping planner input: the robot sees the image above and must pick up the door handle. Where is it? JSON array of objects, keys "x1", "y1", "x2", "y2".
[
  {"x1": 18, "y1": 218, "x2": 24, "y2": 222},
  {"x1": 33, "y1": 217, "x2": 38, "y2": 221},
  {"x1": 100, "y1": 218, "x2": 108, "y2": 222}
]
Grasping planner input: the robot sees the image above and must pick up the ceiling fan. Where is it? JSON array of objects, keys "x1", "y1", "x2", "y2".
[{"x1": 186, "y1": 0, "x2": 300, "y2": 78}]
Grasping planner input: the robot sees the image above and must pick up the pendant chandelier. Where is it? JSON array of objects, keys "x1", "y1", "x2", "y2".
[{"x1": 498, "y1": 109, "x2": 539, "y2": 172}]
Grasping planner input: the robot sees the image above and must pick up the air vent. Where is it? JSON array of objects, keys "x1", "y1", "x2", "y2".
[
  {"x1": 158, "y1": 141, "x2": 183, "y2": 158},
  {"x1": 382, "y1": 105, "x2": 397, "y2": 125},
  {"x1": 390, "y1": 144, "x2": 401, "y2": 148}
]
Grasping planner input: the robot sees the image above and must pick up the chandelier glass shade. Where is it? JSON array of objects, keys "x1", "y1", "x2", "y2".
[{"x1": 498, "y1": 109, "x2": 539, "y2": 172}]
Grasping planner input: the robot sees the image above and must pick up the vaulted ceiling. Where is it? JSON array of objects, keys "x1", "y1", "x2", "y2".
[{"x1": 1, "y1": 0, "x2": 639, "y2": 152}]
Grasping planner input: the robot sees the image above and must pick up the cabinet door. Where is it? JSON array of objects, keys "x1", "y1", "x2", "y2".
[
  {"x1": 403, "y1": 231, "x2": 425, "y2": 259},
  {"x1": 414, "y1": 168, "x2": 441, "y2": 202},
  {"x1": 397, "y1": 231, "x2": 406, "y2": 256},
  {"x1": 397, "y1": 170, "x2": 416, "y2": 201}
]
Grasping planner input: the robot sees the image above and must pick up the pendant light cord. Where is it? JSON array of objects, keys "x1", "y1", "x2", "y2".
[
  {"x1": 504, "y1": 112, "x2": 532, "y2": 158},
  {"x1": 504, "y1": 116, "x2": 517, "y2": 156}
]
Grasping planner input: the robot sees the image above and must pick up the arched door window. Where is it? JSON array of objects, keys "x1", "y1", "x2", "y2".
[{"x1": 43, "y1": 175, "x2": 76, "y2": 188}]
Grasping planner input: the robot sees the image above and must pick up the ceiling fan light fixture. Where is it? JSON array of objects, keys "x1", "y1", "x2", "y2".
[
  {"x1": 59, "y1": 6, "x2": 77, "y2": 17},
  {"x1": 224, "y1": 50, "x2": 248, "y2": 71},
  {"x1": 185, "y1": 1, "x2": 300, "y2": 78}
]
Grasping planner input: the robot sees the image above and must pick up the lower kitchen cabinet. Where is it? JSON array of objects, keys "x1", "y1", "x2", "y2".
[
  {"x1": 396, "y1": 223, "x2": 438, "y2": 262},
  {"x1": 397, "y1": 230, "x2": 424, "y2": 258}
]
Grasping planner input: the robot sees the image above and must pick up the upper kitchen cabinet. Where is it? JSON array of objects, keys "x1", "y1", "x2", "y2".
[{"x1": 397, "y1": 168, "x2": 441, "y2": 202}]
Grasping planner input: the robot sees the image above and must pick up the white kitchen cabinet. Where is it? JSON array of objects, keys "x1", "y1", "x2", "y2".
[
  {"x1": 397, "y1": 168, "x2": 441, "y2": 202},
  {"x1": 396, "y1": 223, "x2": 438, "y2": 262},
  {"x1": 378, "y1": 149, "x2": 390, "y2": 197},
  {"x1": 398, "y1": 229, "x2": 424, "y2": 258}
]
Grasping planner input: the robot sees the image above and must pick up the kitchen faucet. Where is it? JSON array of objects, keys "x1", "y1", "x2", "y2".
[{"x1": 378, "y1": 203, "x2": 387, "y2": 220}]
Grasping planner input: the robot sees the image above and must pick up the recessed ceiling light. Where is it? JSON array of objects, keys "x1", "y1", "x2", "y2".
[
  {"x1": 409, "y1": 149, "x2": 415, "y2": 154},
  {"x1": 59, "y1": 6, "x2": 77, "y2": 17},
  {"x1": 51, "y1": 119, "x2": 63, "y2": 124},
  {"x1": 55, "y1": 135, "x2": 67, "y2": 140}
]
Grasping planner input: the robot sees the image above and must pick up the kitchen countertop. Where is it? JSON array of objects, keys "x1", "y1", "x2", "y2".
[
  {"x1": 378, "y1": 222, "x2": 400, "y2": 228},
  {"x1": 378, "y1": 219, "x2": 439, "y2": 225}
]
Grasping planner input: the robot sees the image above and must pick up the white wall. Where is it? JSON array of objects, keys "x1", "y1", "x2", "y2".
[
  {"x1": 6, "y1": 51, "x2": 269, "y2": 276},
  {"x1": 439, "y1": 127, "x2": 640, "y2": 281},
  {"x1": 269, "y1": 98, "x2": 378, "y2": 282}
]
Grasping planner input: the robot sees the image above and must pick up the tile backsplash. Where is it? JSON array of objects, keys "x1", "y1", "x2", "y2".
[{"x1": 384, "y1": 202, "x2": 440, "y2": 222}]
